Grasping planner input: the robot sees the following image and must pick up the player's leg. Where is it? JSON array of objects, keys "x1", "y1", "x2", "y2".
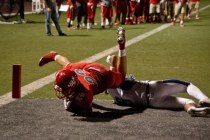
[
  {"x1": 39, "y1": 51, "x2": 70, "y2": 67},
  {"x1": 149, "y1": 4, "x2": 155, "y2": 23},
  {"x1": 151, "y1": 79, "x2": 210, "y2": 106},
  {"x1": 187, "y1": 83, "x2": 210, "y2": 107},
  {"x1": 156, "y1": 4, "x2": 161, "y2": 23},
  {"x1": 151, "y1": 95, "x2": 210, "y2": 117},
  {"x1": 149, "y1": 80, "x2": 210, "y2": 116},
  {"x1": 51, "y1": 7, "x2": 65, "y2": 35},
  {"x1": 106, "y1": 27, "x2": 127, "y2": 77},
  {"x1": 195, "y1": 1, "x2": 200, "y2": 19},
  {"x1": 185, "y1": 102, "x2": 210, "y2": 117},
  {"x1": 148, "y1": 80, "x2": 194, "y2": 109},
  {"x1": 172, "y1": 3, "x2": 180, "y2": 25},
  {"x1": 116, "y1": 27, "x2": 127, "y2": 77},
  {"x1": 187, "y1": 1, "x2": 193, "y2": 19},
  {"x1": 179, "y1": 6, "x2": 185, "y2": 27},
  {"x1": 100, "y1": 6, "x2": 106, "y2": 28},
  {"x1": 44, "y1": 8, "x2": 52, "y2": 36}
]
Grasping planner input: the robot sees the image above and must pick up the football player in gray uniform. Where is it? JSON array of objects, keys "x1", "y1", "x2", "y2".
[{"x1": 106, "y1": 55, "x2": 210, "y2": 117}]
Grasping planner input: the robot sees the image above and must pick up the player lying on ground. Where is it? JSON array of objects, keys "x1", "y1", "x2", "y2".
[
  {"x1": 38, "y1": 27, "x2": 127, "y2": 116},
  {"x1": 106, "y1": 55, "x2": 210, "y2": 117}
]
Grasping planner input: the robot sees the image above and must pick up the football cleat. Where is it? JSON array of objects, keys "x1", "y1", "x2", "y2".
[
  {"x1": 187, "y1": 15, "x2": 191, "y2": 20},
  {"x1": 76, "y1": 24, "x2": 82, "y2": 29},
  {"x1": 39, "y1": 51, "x2": 58, "y2": 67},
  {"x1": 195, "y1": 16, "x2": 200, "y2": 20},
  {"x1": 199, "y1": 98, "x2": 210, "y2": 107},
  {"x1": 67, "y1": 26, "x2": 76, "y2": 30},
  {"x1": 47, "y1": 33, "x2": 53, "y2": 36},
  {"x1": 59, "y1": 32, "x2": 67, "y2": 36},
  {"x1": 180, "y1": 22, "x2": 184, "y2": 27},
  {"x1": 180, "y1": 24, "x2": 184, "y2": 27},
  {"x1": 188, "y1": 107, "x2": 210, "y2": 117},
  {"x1": 117, "y1": 27, "x2": 125, "y2": 44}
]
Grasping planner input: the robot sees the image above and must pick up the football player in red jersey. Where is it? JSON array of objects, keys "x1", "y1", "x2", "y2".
[
  {"x1": 149, "y1": 0, "x2": 161, "y2": 23},
  {"x1": 100, "y1": 0, "x2": 114, "y2": 28},
  {"x1": 86, "y1": 0, "x2": 99, "y2": 30},
  {"x1": 38, "y1": 27, "x2": 127, "y2": 116},
  {"x1": 113, "y1": 0, "x2": 127, "y2": 25},
  {"x1": 66, "y1": 0, "x2": 78, "y2": 30},
  {"x1": 172, "y1": 0, "x2": 188, "y2": 27},
  {"x1": 187, "y1": 0, "x2": 200, "y2": 20}
]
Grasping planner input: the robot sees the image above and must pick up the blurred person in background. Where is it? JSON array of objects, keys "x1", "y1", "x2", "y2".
[
  {"x1": 187, "y1": 0, "x2": 200, "y2": 19},
  {"x1": 42, "y1": 0, "x2": 67, "y2": 36}
]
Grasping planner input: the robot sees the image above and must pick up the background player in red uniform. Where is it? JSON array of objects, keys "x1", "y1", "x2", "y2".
[
  {"x1": 149, "y1": 0, "x2": 161, "y2": 23},
  {"x1": 172, "y1": 0, "x2": 188, "y2": 27},
  {"x1": 38, "y1": 27, "x2": 127, "y2": 116},
  {"x1": 100, "y1": 0, "x2": 114, "y2": 28},
  {"x1": 187, "y1": 0, "x2": 200, "y2": 20},
  {"x1": 113, "y1": 0, "x2": 127, "y2": 25},
  {"x1": 66, "y1": 0, "x2": 78, "y2": 30},
  {"x1": 86, "y1": 0, "x2": 99, "y2": 30}
]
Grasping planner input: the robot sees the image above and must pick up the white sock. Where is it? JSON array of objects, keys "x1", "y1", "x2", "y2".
[
  {"x1": 118, "y1": 49, "x2": 126, "y2": 57},
  {"x1": 70, "y1": 20, "x2": 74, "y2": 25},
  {"x1": 187, "y1": 84, "x2": 208, "y2": 100},
  {"x1": 101, "y1": 22, "x2": 105, "y2": 26}
]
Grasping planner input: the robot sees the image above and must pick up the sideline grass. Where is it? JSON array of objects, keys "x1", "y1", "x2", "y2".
[{"x1": 1, "y1": 1, "x2": 210, "y2": 100}]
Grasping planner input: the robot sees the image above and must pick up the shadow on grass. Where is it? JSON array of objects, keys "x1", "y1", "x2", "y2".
[{"x1": 73, "y1": 102, "x2": 146, "y2": 122}]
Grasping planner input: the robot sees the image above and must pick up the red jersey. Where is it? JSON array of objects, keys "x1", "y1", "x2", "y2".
[
  {"x1": 87, "y1": 0, "x2": 98, "y2": 19},
  {"x1": 61, "y1": 62, "x2": 124, "y2": 115},
  {"x1": 66, "y1": 0, "x2": 77, "y2": 19},
  {"x1": 149, "y1": 0, "x2": 160, "y2": 4},
  {"x1": 65, "y1": 62, "x2": 124, "y2": 95}
]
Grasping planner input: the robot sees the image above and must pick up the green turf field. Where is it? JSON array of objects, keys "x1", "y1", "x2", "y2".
[{"x1": 0, "y1": 0, "x2": 210, "y2": 100}]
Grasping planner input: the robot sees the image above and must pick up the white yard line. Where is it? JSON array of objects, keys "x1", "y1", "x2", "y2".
[{"x1": 0, "y1": 5, "x2": 209, "y2": 107}]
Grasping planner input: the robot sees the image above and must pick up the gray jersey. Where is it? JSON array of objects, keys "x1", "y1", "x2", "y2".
[{"x1": 107, "y1": 80, "x2": 149, "y2": 107}]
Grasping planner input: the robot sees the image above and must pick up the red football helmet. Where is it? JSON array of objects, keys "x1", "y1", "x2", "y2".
[{"x1": 54, "y1": 68, "x2": 79, "y2": 99}]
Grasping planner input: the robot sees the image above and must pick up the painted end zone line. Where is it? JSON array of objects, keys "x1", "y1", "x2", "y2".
[{"x1": 0, "y1": 5, "x2": 209, "y2": 107}]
